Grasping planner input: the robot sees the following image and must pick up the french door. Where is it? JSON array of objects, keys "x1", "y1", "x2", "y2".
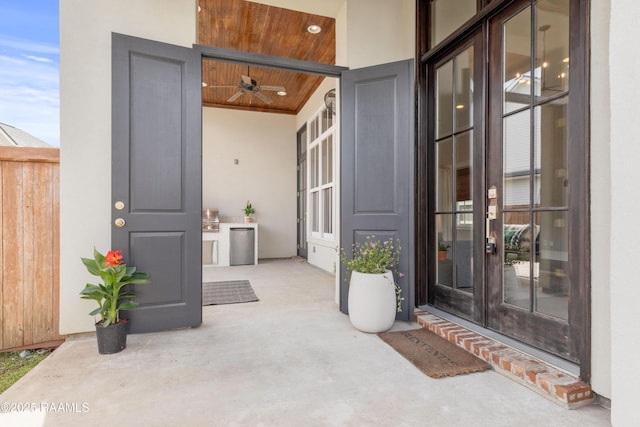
[
  {"x1": 487, "y1": 0, "x2": 573, "y2": 360},
  {"x1": 429, "y1": 0, "x2": 587, "y2": 365},
  {"x1": 430, "y1": 31, "x2": 484, "y2": 323}
]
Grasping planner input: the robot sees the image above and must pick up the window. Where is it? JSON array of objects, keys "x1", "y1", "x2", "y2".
[
  {"x1": 308, "y1": 105, "x2": 335, "y2": 239},
  {"x1": 430, "y1": 0, "x2": 477, "y2": 47}
]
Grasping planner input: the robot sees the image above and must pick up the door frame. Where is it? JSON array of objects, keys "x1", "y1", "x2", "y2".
[{"x1": 415, "y1": 0, "x2": 591, "y2": 381}]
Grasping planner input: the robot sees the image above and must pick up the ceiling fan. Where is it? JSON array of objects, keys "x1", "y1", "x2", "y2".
[{"x1": 211, "y1": 66, "x2": 286, "y2": 104}]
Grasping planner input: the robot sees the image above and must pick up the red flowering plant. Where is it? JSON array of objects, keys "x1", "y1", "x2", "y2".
[{"x1": 80, "y1": 248, "x2": 150, "y2": 327}]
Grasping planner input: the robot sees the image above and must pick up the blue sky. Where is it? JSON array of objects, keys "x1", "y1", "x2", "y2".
[{"x1": 0, "y1": 1, "x2": 59, "y2": 146}]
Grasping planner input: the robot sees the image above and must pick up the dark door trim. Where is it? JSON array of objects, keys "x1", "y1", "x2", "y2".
[{"x1": 196, "y1": 45, "x2": 348, "y2": 77}]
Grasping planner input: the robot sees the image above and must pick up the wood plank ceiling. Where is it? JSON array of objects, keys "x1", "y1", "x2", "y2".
[{"x1": 198, "y1": 0, "x2": 336, "y2": 114}]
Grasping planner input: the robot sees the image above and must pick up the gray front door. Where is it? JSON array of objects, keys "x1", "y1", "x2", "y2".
[
  {"x1": 112, "y1": 33, "x2": 202, "y2": 333},
  {"x1": 340, "y1": 59, "x2": 415, "y2": 320}
]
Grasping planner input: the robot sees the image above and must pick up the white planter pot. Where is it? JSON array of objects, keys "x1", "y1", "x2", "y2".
[{"x1": 348, "y1": 270, "x2": 397, "y2": 333}]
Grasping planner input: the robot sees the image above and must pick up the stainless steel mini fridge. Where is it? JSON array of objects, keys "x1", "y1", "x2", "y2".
[{"x1": 230, "y1": 228, "x2": 255, "y2": 266}]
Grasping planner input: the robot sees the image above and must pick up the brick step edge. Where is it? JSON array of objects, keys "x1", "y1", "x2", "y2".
[{"x1": 414, "y1": 309, "x2": 594, "y2": 409}]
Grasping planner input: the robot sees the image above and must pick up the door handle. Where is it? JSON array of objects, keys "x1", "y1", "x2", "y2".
[
  {"x1": 486, "y1": 185, "x2": 498, "y2": 254},
  {"x1": 114, "y1": 218, "x2": 126, "y2": 228}
]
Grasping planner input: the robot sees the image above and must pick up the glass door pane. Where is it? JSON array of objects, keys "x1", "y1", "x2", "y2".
[{"x1": 430, "y1": 0, "x2": 477, "y2": 48}]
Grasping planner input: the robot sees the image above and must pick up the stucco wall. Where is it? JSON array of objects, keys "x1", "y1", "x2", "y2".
[
  {"x1": 590, "y1": 0, "x2": 612, "y2": 403},
  {"x1": 202, "y1": 107, "x2": 297, "y2": 259},
  {"x1": 345, "y1": 0, "x2": 415, "y2": 69},
  {"x1": 609, "y1": 0, "x2": 640, "y2": 424},
  {"x1": 59, "y1": 0, "x2": 196, "y2": 334}
]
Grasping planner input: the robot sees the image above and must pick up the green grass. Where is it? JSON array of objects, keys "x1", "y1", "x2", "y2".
[{"x1": 0, "y1": 348, "x2": 54, "y2": 394}]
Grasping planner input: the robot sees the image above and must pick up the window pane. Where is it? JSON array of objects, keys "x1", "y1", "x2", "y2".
[
  {"x1": 536, "y1": 0, "x2": 570, "y2": 100},
  {"x1": 535, "y1": 211, "x2": 568, "y2": 320},
  {"x1": 504, "y1": 110, "x2": 530, "y2": 210},
  {"x1": 310, "y1": 117, "x2": 318, "y2": 141},
  {"x1": 456, "y1": 131, "x2": 472, "y2": 203},
  {"x1": 321, "y1": 135, "x2": 333, "y2": 185},
  {"x1": 298, "y1": 189, "x2": 306, "y2": 246},
  {"x1": 299, "y1": 158, "x2": 306, "y2": 189},
  {"x1": 323, "y1": 188, "x2": 333, "y2": 234},
  {"x1": 455, "y1": 214, "x2": 473, "y2": 292},
  {"x1": 436, "y1": 213, "x2": 453, "y2": 287},
  {"x1": 430, "y1": 0, "x2": 476, "y2": 48},
  {"x1": 321, "y1": 139, "x2": 329, "y2": 185},
  {"x1": 327, "y1": 135, "x2": 333, "y2": 183},
  {"x1": 436, "y1": 137, "x2": 454, "y2": 212},
  {"x1": 503, "y1": 220, "x2": 531, "y2": 311},
  {"x1": 310, "y1": 146, "x2": 318, "y2": 189},
  {"x1": 503, "y1": 7, "x2": 531, "y2": 114},
  {"x1": 534, "y1": 98, "x2": 568, "y2": 208},
  {"x1": 436, "y1": 60, "x2": 454, "y2": 138},
  {"x1": 455, "y1": 46, "x2": 474, "y2": 132},
  {"x1": 311, "y1": 191, "x2": 319, "y2": 233}
]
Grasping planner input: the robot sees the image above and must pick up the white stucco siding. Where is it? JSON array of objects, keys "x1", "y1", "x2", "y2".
[
  {"x1": 59, "y1": 0, "x2": 197, "y2": 334},
  {"x1": 345, "y1": 0, "x2": 415, "y2": 69},
  {"x1": 609, "y1": 0, "x2": 640, "y2": 424},
  {"x1": 589, "y1": 0, "x2": 612, "y2": 404}
]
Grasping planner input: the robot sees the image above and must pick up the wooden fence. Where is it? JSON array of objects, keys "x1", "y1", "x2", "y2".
[{"x1": 0, "y1": 146, "x2": 64, "y2": 352}]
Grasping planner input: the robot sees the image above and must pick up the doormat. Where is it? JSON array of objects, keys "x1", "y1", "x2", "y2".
[
  {"x1": 202, "y1": 280, "x2": 259, "y2": 305},
  {"x1": 378, "y1": 328, "x2": 491, "y2": 378}
]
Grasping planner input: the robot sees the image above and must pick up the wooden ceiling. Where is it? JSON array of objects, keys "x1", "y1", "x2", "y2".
[{"x1": 198, "y1": 0, "x2": 336, "y2": 114}]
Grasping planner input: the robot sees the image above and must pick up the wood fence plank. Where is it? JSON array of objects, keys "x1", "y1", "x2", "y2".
[
  {"x1": 2, "y1": 162, "x2": 25, "y2": 349},
  {"x1": 51, "y1": 164, "x2": 61, "y2": 341},
  {"x1": 33, "y1": 163, "x2": 56, "y2": 343},
  {"x1": 22, "y1": 162, "x2": 35, "y2": 346}
]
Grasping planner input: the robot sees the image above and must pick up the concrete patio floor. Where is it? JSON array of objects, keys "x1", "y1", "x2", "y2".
[{"x1": 1, "y1": 259, "x2": 610, "y2": 426}]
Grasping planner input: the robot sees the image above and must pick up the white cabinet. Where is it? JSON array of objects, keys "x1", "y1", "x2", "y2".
[{"x1": 203, "y1": 223, "x2": 258, "y2": 266}]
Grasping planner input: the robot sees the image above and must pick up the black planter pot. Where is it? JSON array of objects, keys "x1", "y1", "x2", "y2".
[{"x1": 95, "y1": 320, "x2": 128, "y2": 354}]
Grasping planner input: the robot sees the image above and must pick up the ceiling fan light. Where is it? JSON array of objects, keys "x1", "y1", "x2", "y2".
[{"x1": 307, "y1": 25, "x2": 321, "y2": 34}]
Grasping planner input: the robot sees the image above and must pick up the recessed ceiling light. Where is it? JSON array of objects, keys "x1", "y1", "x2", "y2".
[
  {"x1": 202, "y1": 82, "x2": 208, "y2": 87},
  {"x1": 198, "y1": 5, "x2": 201, "y2": 12},
  {"x1": 456, "y1": 104, "x2": 465, "y2": 110},
  {"x1": 277, "y1": 90, "x2": 287, "y2": 96},
  {"x1": 307, "y1": 25, "x2": 321, "y2": 34}
]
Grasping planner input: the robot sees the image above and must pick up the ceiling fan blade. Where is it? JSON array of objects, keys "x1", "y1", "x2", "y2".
[
  {"x1": 241, "y1": 75, "x2": 252, "y2": 85},
  {"x1": 253, "y1": 91, "x2": 272, "y2": 104},
  {"x1": 209, "y1": 85, "x2": 240, "y2": 89},
  {"x1": 259, "y1": 85, "x2": 286, "y2": 92},
  {"x1": 227, "y1": 91, "x2": 244, "y2": 102}
]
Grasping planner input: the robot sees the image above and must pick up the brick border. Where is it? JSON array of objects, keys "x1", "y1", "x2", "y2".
[{"x1": 414, "y1": 309, "x2": 594, "y2": 409}]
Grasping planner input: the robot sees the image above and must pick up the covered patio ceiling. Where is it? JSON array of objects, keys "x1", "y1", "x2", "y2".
[{"x1": 198, "y1": 0, "x2": 339, "y2": 114}]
